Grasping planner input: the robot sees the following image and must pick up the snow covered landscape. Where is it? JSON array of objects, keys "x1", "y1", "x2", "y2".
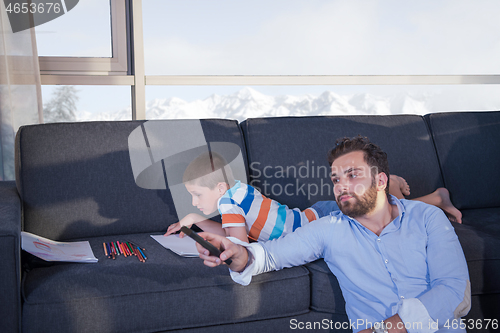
[{"x1": 76, "y1": 87, "x2": 436, "y2": 122}]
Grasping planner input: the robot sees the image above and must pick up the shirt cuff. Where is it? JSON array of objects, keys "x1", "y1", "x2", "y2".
[
  {"x1": 226, "y1": 237, "x2": 264, "y2": 286},
  {"x1": 397, "y1": 298, "x2": 438, "y2": 333}
]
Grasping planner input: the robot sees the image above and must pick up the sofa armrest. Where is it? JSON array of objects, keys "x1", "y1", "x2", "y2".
[{"x1": 0, "y1": 181, "x2": 22, "y2": 332}]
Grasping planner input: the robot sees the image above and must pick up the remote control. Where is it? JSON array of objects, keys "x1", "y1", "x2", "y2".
[{"x1": 181, "y1": 226, "x2": 233, "y2": 265}]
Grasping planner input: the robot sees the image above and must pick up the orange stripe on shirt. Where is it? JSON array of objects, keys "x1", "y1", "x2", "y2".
[
  {"x1": 304, "y1": 208, "x2": 317, "y2": 222},
  {"x1": 248, "y1": 197, "x2": 272, "y2": 241},
  {"x1": 222, "y1": 214, "x2": 246, "y2": 226}
]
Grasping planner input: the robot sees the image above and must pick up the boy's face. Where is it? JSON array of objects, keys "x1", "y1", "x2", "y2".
[{"x1": 185, "y1": 183, "x2": 224, "y2": 215}]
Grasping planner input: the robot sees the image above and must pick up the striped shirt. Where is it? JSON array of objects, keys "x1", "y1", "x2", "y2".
[{"x1": 217, "y1": 181, "x2": 319, "y2": 241}]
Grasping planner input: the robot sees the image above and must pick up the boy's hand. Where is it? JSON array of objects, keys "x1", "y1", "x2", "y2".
[
  {"x1": 164, "y1": 213, "x2": 204, "y2": 237},
  {"x1": 196, "y1": 232, "x2": 249, "y2": 272},
  {"x1": 164, "y1": 222, "x2": 184, "y2": 237}
]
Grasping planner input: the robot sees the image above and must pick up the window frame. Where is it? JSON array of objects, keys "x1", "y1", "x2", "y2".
[{"x1": 38, "y1": 0, "x2": 128, "y2": 75}]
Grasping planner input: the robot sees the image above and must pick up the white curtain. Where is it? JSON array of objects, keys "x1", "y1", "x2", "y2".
[{"x1": 0, "y1": 4, "x2": 42, "y2": 181}]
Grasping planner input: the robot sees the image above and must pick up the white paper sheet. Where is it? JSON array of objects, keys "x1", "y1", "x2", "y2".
[
  {"x1": 21, "y1": 231, "x2": 98, "y2": 263},
  {"x1": 151, "y1": 234, "x2": 199, "y2": 257}
]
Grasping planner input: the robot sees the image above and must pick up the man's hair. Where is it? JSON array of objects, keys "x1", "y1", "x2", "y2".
[
  {"x1": 327, "y1": 136, "x2": 390, "y2": 196},
  {"x1": 183, "y1": 151, "x2": 235, "y2": 189}
]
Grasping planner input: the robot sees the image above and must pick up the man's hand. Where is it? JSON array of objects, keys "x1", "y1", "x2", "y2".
[
  {"x1": 358, "y1": 315, "x2": 407, "y2": 333},
  {"x1": 196, "y1": 232, "x2": 249, "y2": 272},
  {"x1": 384, "y1": 314, "x2": 407, "y2": 333}
]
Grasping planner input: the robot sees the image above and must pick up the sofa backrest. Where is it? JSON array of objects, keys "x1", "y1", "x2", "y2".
[
  {"x1": 241, "y1": 115, "x2": 444, "y2": 210},
  {"x1": 15, "y1": 119, "x2": 247, "y2": 241},
  {"x1": 425, "y1": 111, "x2": 500, "y2": 210}
]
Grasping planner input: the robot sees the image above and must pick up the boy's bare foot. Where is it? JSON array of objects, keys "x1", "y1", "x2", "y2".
[
  {"x1": 389, "y1": 175, "x2": 411, "y2": 199},
  {"x1": 433, "y1": 188, "x2": 462, "y2": 224},
  {"x1": 415, "y1": 188, "x2": 462, "y2": 223}
]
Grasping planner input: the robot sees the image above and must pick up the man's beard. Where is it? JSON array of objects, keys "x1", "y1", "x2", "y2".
[{"x1": 336, "y1": 179, "x2": 378, "y2": 218}]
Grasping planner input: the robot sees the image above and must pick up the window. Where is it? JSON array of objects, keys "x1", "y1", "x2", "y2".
[
  {"x1": 41, "y1": 85, "x2": 132, "y2": 123},
  {"x1": 37, "y1": 0, "x2": 128, "y2": 74},
  {"x1": 143, "y1": 0, "x2": 500, "y2": 75},
  {"x1": 145, "y1": 84, "x2": 500, "y2": 122},
  {"x1": 38, "y1": 0, "x2": 500, "y2": 122},
  {"x1": 35, "y1": 0, "x2": 112, "y2": 57}
]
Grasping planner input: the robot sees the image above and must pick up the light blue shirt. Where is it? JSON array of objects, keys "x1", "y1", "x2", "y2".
[{"x1": 229, "y1": 196, "x2": 470, "y2": 333}]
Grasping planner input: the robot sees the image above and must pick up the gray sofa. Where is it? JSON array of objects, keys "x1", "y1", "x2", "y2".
[{"x1": 1, "y1": 111, "x2": 499, "y2": 332}]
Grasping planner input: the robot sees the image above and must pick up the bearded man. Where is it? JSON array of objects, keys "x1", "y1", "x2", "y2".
[{"x1": 196, "y1": 136, "x2": 470, "y2": 333}]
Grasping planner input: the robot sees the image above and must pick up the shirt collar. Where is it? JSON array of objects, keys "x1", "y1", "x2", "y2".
[
  {"x1": 386, "y1": 194, "x2": 405, "y2": 231},
  {"x1": 222, "y1": 180, "x2": 241, "y2": 199},
  {"x1": 339, "y1": 194, "x2": 406, "y2": 233}
]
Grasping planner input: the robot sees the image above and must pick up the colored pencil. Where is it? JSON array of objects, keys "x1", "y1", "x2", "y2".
[
  {"x1": 122, "y1": 242, "x2": 128, "y2": 257},
  {"x1": 134, "y1": 247, "x2": 145, "y2": 262},
  {"x1": 126, "y1": 242, "x2": 134, "y2": 255},
  {"x1": 117, "y1": 241, "x2": 125, "y2": 256},
  {"x1": 126, "y1": 240, "x2": 147, "y2": 261},
  {"x1": 137, "y1": 247, "x2": 147, "y2": 261},
  {"x1": 124, "y1": 242, "x2": 131, "y2": 256},
  {"x1": 106, "y1": 243, "x2": 112, "y2": 258}
]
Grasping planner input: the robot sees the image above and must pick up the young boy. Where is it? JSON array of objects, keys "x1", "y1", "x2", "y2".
[
  {"x1": 165, "y1": 151, "x2": 462, "y2": 243},
  {"x1": 165, "y1": 151, "x2": 322, "y2": 243}
]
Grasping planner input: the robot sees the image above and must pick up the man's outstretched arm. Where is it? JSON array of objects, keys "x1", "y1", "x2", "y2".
[{"x1": 197, "y1": 218, "x2": 329, "y2": 285}]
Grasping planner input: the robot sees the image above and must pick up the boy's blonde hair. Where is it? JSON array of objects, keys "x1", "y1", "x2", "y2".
[{"x1": 183, "y1": 151, "x2": 235, "y2": 189}]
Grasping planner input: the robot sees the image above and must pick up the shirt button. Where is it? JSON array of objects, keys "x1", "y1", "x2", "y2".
[
  {"x1": 385, "y1": 259, "x2": 389, "y2": 264},
  {"x1": 400, "y1": 296, "x2": 405, "y2": 299},
  {"x1": 377, "y1": 238, "x2": 381, "y2": 242}
]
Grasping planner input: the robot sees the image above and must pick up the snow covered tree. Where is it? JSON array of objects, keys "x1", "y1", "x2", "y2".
[{"x1": 43, "y1": 86, "x2": 79, "y2": 123}]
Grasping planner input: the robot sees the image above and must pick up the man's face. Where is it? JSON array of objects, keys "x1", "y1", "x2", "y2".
[{"x1": 330, "y1": 151, "x2": 378, "y2": 218}]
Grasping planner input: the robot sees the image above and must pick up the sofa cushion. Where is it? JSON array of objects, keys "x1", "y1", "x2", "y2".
[
  {"x1": 241, "y1": 115, "x2": 444, "y2": 210},
  {"x1": 465, "y1": 295, "x2": 500, "y2": 325},
  {"x1": 22, "y1": 233, "x2": 310, "y2": 332},
  {"x1": 0, "y1": 181, "x2": 21, "y2": 332},
  {"x1": 453, "y1": 223, "x2": 500, "y2": 296},
  {"x1": 305, "y1": 259, "x2": 346, "y2": 315},
  {"x1": 15, "y1": 120, "x2": 247, "y2": 241},
  {"x1": 461, "y1": 207, "x2": 500, "y2": 239},
  {"x1": 425, "y1": 111, "x2": 500, "y2": 210}
]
